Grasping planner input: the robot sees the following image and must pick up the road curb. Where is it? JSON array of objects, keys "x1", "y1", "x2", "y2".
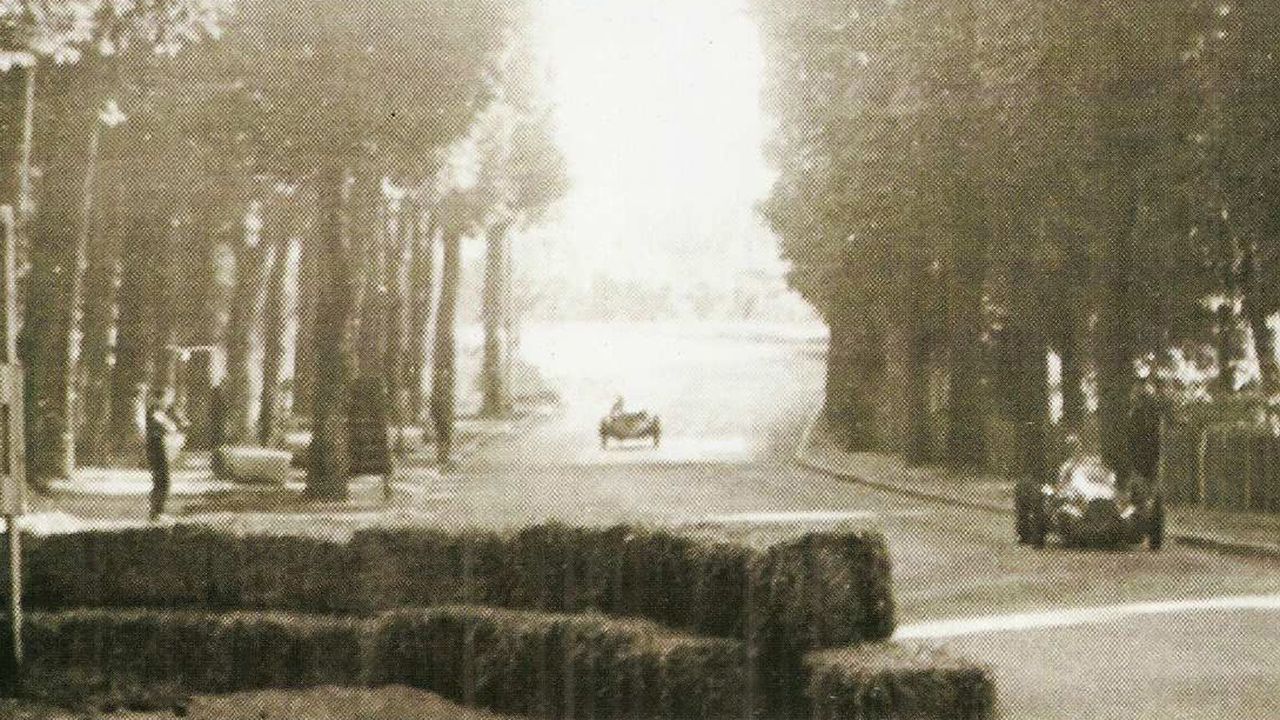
[{"x1": 794, "y1": 411, "x2": 1280, "y2": 561}]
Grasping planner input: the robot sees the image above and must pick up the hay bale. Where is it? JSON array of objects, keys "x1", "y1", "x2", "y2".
[
  {"x1": 229, "y1": 535, "x2": 362, "y2": 614},
  {"x1": 19, "y1": 527, "x2": 229, "y2": 610},
  {"x1": 747, "y1": 531, "x2": 896, "y2": 717},
  {"x1": 221, "y1": 613, "x2": 366, "y2": 690},
  {"x1": 17, "y1": 610, "x2": 231, "y2": 701},
  {"x1": 806, "y1": 643, "x2": 994, "y2": 720},
  {"x1": 752, "y1": 531, "x2": 896, "y2": 653},
  {"x1": 20, "y1": 532, "x2": 100, "y2": 608},
  {"x1": 212, "y1": 446, "x2": 293, "y2": 485},
  {"x1": 353, "y1": 527, "x2": 471, "y2": 609},
  {"x1": 369, "y1": 607, "x2": 748, "y2": 720},
  {"x1": 13, "y1": 610, "x2": 368, "y2": 705}
]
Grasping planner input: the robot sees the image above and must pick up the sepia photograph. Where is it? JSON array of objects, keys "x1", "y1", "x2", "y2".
[{"x1": 1, "y1": 1, "x2": 1278, "y2": 718}]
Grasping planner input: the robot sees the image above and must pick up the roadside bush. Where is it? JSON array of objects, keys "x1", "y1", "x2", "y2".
[
  {"x1": 369, "y1": 606, "x2": 748, "y2": 720},
  {"x1": 805, "y1": 643, "x2": 994, "y2": 720}
]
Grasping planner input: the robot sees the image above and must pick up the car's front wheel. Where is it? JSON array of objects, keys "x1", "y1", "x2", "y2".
[
  {"x1": 1015, "y1": 487, "x2": 1031, "y2": 545},
  {"x1": 1015, "y1": 481, "x2": 1040, "y2": 545}
]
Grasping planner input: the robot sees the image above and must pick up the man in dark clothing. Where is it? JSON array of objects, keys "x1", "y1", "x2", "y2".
[
  {"x1": 1126, "y1": 379, "x2": 1163, "y2": 487},
  {"x1": 145, "y1": 397, "x2": 177, "y2": 521}
]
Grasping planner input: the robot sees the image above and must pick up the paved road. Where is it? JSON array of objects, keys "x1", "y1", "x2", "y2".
[{"x1": 438, "y1": 322, "x2": 1280, "y2": 720}]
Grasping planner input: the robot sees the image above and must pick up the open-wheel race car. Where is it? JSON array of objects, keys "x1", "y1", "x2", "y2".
[
  {"x1": 599, "y1": 410, "x2": 662, "y2": 448},
  {"x1": 1015, "y1": 456, "x2": 1164, "y2": 550}
]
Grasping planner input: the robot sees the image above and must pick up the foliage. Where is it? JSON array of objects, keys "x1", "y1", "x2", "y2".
[
  {"x1": 0, "y1": 0, "x2": 232, "y2": 70},
  {"x1": 751, "y1": 0, "x2": 1280, "y2": 471}
]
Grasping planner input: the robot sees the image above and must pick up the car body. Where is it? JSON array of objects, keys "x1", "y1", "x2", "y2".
[
  {"x1": 1015, "y1": 456, "x2": 1164, "y2": 550},
  {"x1": 599, "y1": 410, "x2": 661, "y2": 448}
]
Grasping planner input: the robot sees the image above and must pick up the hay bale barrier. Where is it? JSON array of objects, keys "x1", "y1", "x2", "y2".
[
  {"x1": 3, "y1": 522, "x2": 986, "y2": 719},
  {"x1": 5, "y1": 607, "x2": 746, "y2": 720},
  {"x1": 13, "y1": 524, "x2": 893, "y2": 644},
  {"x1": 370, "y1": 607, "x2": 747, "y2": 720},
  {"x1": 18, "y1": 526, "x2": 364, "y2": 614},
  {"x1": 806, "y1": 643, "x2": 995, "y2": 720},
  {"x1": 9, "y1": 610, "x2": 368, "y2": 709}
]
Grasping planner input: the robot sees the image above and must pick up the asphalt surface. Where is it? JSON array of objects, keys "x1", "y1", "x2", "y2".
[{"x1": 440, "y1": 322, "x2": 1280, "y2": 720}]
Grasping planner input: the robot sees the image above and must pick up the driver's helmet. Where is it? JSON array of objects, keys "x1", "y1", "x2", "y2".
[{"x1": 1059, "y1": 456, "x2": 1117, "y2": 499}]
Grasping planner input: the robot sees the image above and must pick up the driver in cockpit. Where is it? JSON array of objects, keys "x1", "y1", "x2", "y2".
[{"x1": 1055, "y1": 433, "x2": 1115, "y2": 495}]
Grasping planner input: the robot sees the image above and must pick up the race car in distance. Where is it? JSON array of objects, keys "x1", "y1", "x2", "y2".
[
  {"x1": 599, "y1": 410, "x2": 661, "y2": 448},
  {"x1": 1015, "y1": 455, "x2": 1164, "y2": 550}
]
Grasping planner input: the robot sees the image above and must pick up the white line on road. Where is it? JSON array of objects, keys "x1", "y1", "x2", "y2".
[
  {"x1": 896, "y1": 594, "x2": 1280, "y2": 639},
  {"x1": 694, "y1": 510, "x2": 930, "y2": 524}
]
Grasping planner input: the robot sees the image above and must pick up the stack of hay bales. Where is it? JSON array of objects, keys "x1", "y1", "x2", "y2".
[{"x1": 5, "y1": 522, "x2": 992, "y2": 719}]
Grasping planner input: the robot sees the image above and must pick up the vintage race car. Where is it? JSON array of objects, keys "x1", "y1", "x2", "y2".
[
  {"x1": 599, "y1": 411, "x2": 661, "y2": 448},
  {"x1": 1015, "y1": 457, "x2": 1164, "y2": 550}
]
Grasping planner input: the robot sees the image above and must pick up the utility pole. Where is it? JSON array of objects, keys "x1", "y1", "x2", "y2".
[{"x1": 1, "y1": 205, "x2": 27, "y2": 693}]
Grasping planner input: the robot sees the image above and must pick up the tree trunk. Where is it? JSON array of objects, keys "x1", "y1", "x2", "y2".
[
  {"x1": 1241, "y1": 243, "x2": 1279, "y2": 391},
  {"x1": 352, "y1": 176, "x2": 385, "y2": 379},
  {"x1": 480, "y1": 219, "x2": 511, "y2": 418},
  {"x1": 109, "y1": 191, "x2": 164, "y2": 455},
  {"x1": 823, "y1": 249, "x2": 881, "y2": 450},
  {"x1": 1096, "y1": 182, "x2": 1140, "y2": 474},
  {"x1": 0, "y1": 68, "x2": 27, "y2": 208},
  {"x1": 385, "y1": 197, "x2": 416, "y2": 449},
  {"x1": 305, "y1": 161, "x2": 355, "y2": 498},
  {"x1": 408, "y1": 210, "x2": 437, "y2": 425},
  {"x1": 76, "y1": 140, "x2": 124, "y2": 465},
  {"x1": 1006, "y1": 218, "x2": 1052, "y2": 481},
  {"x1": 430, "y1": 226, "x2": 462, "y2": 467},
  {"x1": 1057, "y1": 246, "x2": 1089, "y2": 429},
  {"x1": 258, "y1": 198, "x2": 301, "y2": 446},
  {"x1": 1212, "y1": 303, "x2": 1237, "y2": 394},
  {"x1": 291, "y1": 195, "x2": 321, "y2": 419},
  {"x1": 22, "y1": 110, "x2": 96, "y2": 480},
  {"x1": 904, "y1": 256, "x2": 933, "y2": 466},
  {"x1": 224, "y1": 199, "x2": 274, "y2": 444},
  {"x1": 1007, "y1": 315, "x2": 1050, "y2": 482},
  {"x1": 944, "y1": 209, "x2": 989, "y2": 467}
]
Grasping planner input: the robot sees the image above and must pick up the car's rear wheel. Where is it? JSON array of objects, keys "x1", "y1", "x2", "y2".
[{"x1": 1147, "y1": 497, "x2": 1165, "y2": 551}]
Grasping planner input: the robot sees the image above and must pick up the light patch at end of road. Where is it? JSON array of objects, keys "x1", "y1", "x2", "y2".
[{"x1": 896, "y1": 594, "x2": 1280, "y2": 640}]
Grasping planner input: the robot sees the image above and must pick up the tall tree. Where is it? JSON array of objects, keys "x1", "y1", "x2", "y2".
[
  {"x1": 10, "y1": 2, "x2": 230, "y2": 480},
  {"x1": 200, "y1": 0, "x2": 517, "y2": 495}
]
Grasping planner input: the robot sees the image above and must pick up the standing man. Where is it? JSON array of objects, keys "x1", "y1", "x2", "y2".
[
  {"x1": 1126, "y1": 377, "x2": 1164, "y2": 489},
  {"x1": 145, "y1": 393, "x2": 178, "y2": 521}
]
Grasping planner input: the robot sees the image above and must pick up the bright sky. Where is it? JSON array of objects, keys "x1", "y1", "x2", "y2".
[{"x1": 534, "y1": 0, "x2": 777, "y2": 290}]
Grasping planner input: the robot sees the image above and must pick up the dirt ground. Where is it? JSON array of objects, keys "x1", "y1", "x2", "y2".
[{"x1": 0, "y1": 686, "x2": 517, "y2": 720}]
